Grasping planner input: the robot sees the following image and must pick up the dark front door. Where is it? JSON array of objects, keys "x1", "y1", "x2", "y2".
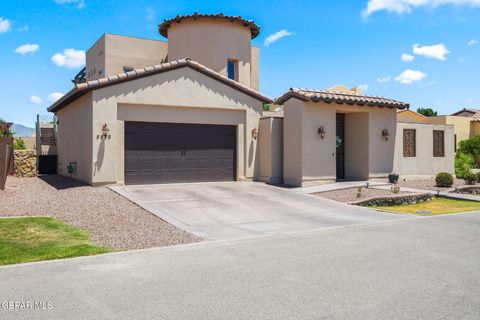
[
  {"x1": 336, "y1": 113, "x2": 345, "y2": 180},
  {"x1": 125, "y1": 122, "x2": 236, "y2": 185}
]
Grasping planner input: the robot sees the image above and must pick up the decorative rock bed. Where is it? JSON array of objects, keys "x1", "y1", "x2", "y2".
[
  {"x1": 351, "y1": 193, "x2": 433, "y2": 207},
  {"x1": 451, "y1": 185, "x2": 480, "y2": 195},
  {"x1": 13, "y1": 150, "x2": 37, "y2": 177}
]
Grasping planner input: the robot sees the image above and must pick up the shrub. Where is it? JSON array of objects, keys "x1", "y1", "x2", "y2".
[
  {"x1": 388, "y1": 173, "x2": 399, "y2": 184},
  {"x1": 13, "y1": 138, "x2": 26, "y2": 150},
  {"x1": 455, "y1": 153, "x2": 474, "y2": 178},
  {"x1": 435, "y1": 172, "x2": 453, "y2": 188},
  {"x1": 464, "y1": 172, "x2": 476, "y2": 185},
  {"x1": 458, "y1": 136, "x2": 480, "y2": 166}
]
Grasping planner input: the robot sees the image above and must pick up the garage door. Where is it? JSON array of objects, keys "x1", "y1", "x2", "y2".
[{"x1": 125, "y1": 122, "x2": 236, "y2": 185}]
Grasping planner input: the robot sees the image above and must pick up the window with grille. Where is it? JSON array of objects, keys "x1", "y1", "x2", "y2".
[
  {"x1": 403, "y1": 129, "x2": 416, "y2": 157},
  {"x1": 433, "y1": 130, "x2": 445, "y2": 157}
]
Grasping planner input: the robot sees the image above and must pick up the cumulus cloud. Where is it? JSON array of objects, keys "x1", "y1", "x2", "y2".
[
  {"x1": 15, "y1": 43, "x2": 40, "y2": 55},
  {"x1": 413, "y1": 43, "x2": 449, "y2": 60},
  {"x1": 0, "y1": 17, "x2": 11, "y2": 33},
  {"x1": 377, "y1": 76, "x2": 391, "y2": 83},
  {"x1": 48, "y1": 92, "x2": 64, "y2": 102},
  {"x1": 401, "y1": 53, "x2": 415, "y2": 62},
  {"x1": 264, "y1": 30, "x2": 294, "y2": 47},
  {"x1": 468, "y1": 39, "x2": 478, "y2": 45},
  {"x1": 362, "y1": 0, "x2": 480, "y2": 17},
  {"x1": 395, "y1": 69, "x2": 426, "y2": 84},
  {"x1": 28, "y1": 96, "x2": 42, "y2": 104},
  {"x1": 51, "y1": 49, "x2": 85, "y2": 68},
  {"x1": 54, "y1": 0, "x2": 85, "y2": 9}
]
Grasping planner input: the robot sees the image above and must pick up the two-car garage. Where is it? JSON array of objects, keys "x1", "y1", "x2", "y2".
[{"x1": 124, "y1": 122, "x2": 237, "y2": 185}]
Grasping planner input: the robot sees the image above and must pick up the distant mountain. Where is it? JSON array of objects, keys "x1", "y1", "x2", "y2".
[{"x1": 11, "y1": 124, "x2": 35, "y2": 138}]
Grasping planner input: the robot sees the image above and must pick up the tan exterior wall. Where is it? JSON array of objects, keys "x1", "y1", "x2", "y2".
[
  {"x1": 393, "y1": 122, "x2": 454, "y2": 178},
  {"x1": 397, "y1": 110, "x2": 425, "y2": 123},
  {"x1": 470, "y1": 122, "x2": 480, "y2": 137},
  {"x1": 283, "y1": 99, "x2": 396, "y2": 187},
  {"x1": 22, "y1": 137, "x2": 36, "y2": 150},
  {"x1": 258, "y1": 118, "x2": 283, "y2": 184},
  {"x1": 86, "y1": 34, "x2": 168, "y2": 81},
  {"x1": 89, "y1": 67, "x2": 263, "y2": 185},
  {"x1": 167, "y1": 20, "x2": 253, "y2": 88},
  {"x1": 251, "y1": 47, "x2": 260, "y2": 91},
  {"x1": 426, "y1": 115, "x2": 471, "y2": 150},
  {"x1": 56, "y1": 93, "x2": 93, "y2": 183}
]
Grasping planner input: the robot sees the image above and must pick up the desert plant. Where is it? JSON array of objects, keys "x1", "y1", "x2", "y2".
[
  {"x1": 435, "y1": 172, "x2": 454, "y2": 188},
  {"x1": 356, "y1": 187, "x2": 362, "y2": 198},
  {"x1": 464, "y1": 172, "x2": 476, "y2": 185},
  {"x1": 455, "y1": 153, "x2": 474, "y2": 178},
  {"x1": 391, "y1": 184, "x2": 400, "y2": 193},
  {"x1": 13, "y1": 138, "x2": 26, "y2": 150},
  {"x1": 388, "y1": 173, "x2": 399, "y2": 184}
]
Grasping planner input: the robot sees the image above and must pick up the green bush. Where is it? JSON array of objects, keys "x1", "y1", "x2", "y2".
[
  {"x1": 464, "y1": 172, "x2": 476, "y2": 185},
  {"x1": 13, "y1": 138, "x2": 26, "y2": 150},
  {"x1": 458, "y1": 136, "x2": 480, "y2": 165},
  {"x1": 435, "y1": 172, "x2": 453, "y2": 188},
  {"x1": 455, "y1": 153, "x2": 474, "y2": 178},
  {"x1": 388, "y1": 173, "x2": 399, "y2": 184}
]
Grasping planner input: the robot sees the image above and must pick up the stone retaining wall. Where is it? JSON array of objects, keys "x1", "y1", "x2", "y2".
[
  {"x1": 452, "y1": 186, "x2": 480, "y2": 195},
  {"x1": 352, "y1": 193, "x2": 432, "y2": 207},
  {"x1": 14, "y1": 150, "x2": 37, "y2": 177}
]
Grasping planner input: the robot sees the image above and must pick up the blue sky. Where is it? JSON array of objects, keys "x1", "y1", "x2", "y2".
[{"x1": 1, "y1": 0, "x2": 479, "y2": 127}]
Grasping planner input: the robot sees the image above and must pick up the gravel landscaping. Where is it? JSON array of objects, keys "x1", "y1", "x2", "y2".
[
  {"x1": 316, "y1": 187, "x2": 417, "y2": 204},
  {"x1": 398, "y1": 177, "x2": 466, "y2": 191},
  {"x1": 0, "y1": 176, "x2": 201, "y2": 250}
]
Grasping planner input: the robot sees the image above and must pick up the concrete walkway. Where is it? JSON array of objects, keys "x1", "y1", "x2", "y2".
[
  {"x1": 1, "y1": 212, "x2": 479, "y2": 320},
  {"x1": 111, "y1": 182, "x2": 407, "y2": 240},
  {"x1": 372, "y1": 185, "x2": 480, "y2": 202},
  {"x1": 297, "y1": 180, "x2": 390, "y2": 194}
]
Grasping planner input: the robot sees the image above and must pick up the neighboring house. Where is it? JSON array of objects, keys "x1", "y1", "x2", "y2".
[
  {"x1": 396, "y1": 109, "x2": 426, "y2": 123},
  {"x1": 48, "y1": 13, "x2": 454, "y2": 186}
]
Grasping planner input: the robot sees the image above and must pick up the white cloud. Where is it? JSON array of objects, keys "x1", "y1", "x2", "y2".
[
  {"x1": 51, "y1": 49, "x2": 85, "y2": 68},
  {"x1": 413, "y1": 43, "x2": 449, "y2": 60},
  {"x1": 377, "y1": 76, "x2": 391, "y2": 83},
  {"x1": 264, "y1": 30, "x2": 294, "y2": 47},
  {"x1": 17, "y1": 25, "x2": 29, "y2": 32},
  {"x1": 395, "y1": 69, "x2": 426, "y2": 84},
  {"x1": 358, "y1": 84, "x2": 369, "y2": 92},
  {"x1": 0, "y1": 17, "x2": 11, "y2": 33},
  {"x1": 48, "y1": 92, "x2": 64, "y2": 102},
  {"x1": 28, "y1": 96, "x2": 42, "y2": 104},
  {"x1": 15, "y1": 43, "x2": 40, "y2": 55},
  {"x1": 54, "y1": 0, "x2": 85, "y2": 9},
  {"x1": 362, "y1": 0, "x2": 480, "y2": 17},
  {"x1": 468, "y1": 39, "x2": 478, "y2": 45},
  {"x1": 401, "y1": 53, "x2": 415, "y2": 62}
]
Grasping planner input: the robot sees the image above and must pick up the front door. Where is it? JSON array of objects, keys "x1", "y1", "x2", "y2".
[{"x1": 336, "y1": 113, "x2": 345, "y2": 180}]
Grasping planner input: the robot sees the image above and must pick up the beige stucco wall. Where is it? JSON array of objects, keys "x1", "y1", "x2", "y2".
[
  {"x1": 283, "y1": 99, "x2": 397, "y2": 187},
  {"x1": 470, "y1": 121, "x2": 480, "y2": 137},
  {"x1": 56, "y1": 93, "x2": 93, "y2": 183},
  {"x1": 393, "y1": 122, "x2": 454, "y2": 178},
  {"x1": 167, "y1": 20, "x2": 253, "y2": 88},
  {"x1": 258, "y1": 118, "x2": 283, "y2": 184},
  {"x1": 86, "y1": 34, "x2": 168, "y2": 81},
  {"x1": 251, "y1": 47, "x2": 260, "y2": 91},
  {"x1": 88, "y1": 66, "x2": 263, "y2": 185},
  {"x1": 397, "y1": 110, "x2": 425, "y2": 123},
  {"x1": 426, "y1": 115, "x2": 471, "y2": 150}
]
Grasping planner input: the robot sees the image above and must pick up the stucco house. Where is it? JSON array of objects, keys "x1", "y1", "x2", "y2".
[{"x1": 48, "y1": 13, "x2": 454, "y2": 187}]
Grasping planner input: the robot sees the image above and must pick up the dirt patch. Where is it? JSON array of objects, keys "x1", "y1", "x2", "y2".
[
  {"x1": 316, "y1": 187, "x2": 416, "y2": 204},
  {"x1": 0, "y1": 176, "x2": 201, "y2": 250}
]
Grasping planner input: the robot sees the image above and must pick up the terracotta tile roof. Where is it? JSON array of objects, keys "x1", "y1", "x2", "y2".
[
  {"x1": 48, "y1": 59, "x2": 272, "y2": 113},
  {"x1": 159, "y1": 13, "x2": 260, "y2": 39},
  {"x1": 471, "y1": 112, "x2": 480, "y2": 122},
  {"x1": 274, "y1": 88, "x2": 409, "y2": 109},
  {"x1": 452, "y1": 108, "x2": 480, "y2": 116},
  {"x1": 262, "y1": 110, "x2": 284, "y2": 118}
]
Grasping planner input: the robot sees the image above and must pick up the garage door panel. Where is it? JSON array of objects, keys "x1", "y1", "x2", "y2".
[{"x1": 125, "y1": 122, "x2": 236, "y2": 185}]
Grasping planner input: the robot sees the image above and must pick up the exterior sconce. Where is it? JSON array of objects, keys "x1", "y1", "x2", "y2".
[
  {"x1": 97, "y1": 123, "x2": 111, "y2": 140},
  {"x1": 318, "y1": 126, "x2": 326, "y2": 139},
  {"x1": 251, "y1": 128, "x2": 258, "y2": 140},
  {"x1": 382, "y1": 129, "x2": 390, "y2": 141}
]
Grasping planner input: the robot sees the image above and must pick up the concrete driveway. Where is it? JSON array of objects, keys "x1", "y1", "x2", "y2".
[{"x1": 111, "y1": 182, "x2": 407, "y2": 240}]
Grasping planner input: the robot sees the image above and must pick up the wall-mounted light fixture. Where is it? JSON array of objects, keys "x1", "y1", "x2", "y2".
[
  {"x1": 318, "y1": 126, "x2": 326, "y2": 139},
  {"x1": 382, "y1": 129, "x2": 390, "y2": 141},
  {"x1": 97, "y1": 123, "x2": 111, "y2": 140},
  {"x1": 251, "y1": 127, "x2": 258, "y2": 140}
]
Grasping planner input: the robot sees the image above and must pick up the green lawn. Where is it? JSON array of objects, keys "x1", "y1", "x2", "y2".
[
  {"x1": 0, "y1": 217, "x2": 112, "y2": 266},
  {"x1": 371, "y1": 197, "x2": 480, "y2": 215}
]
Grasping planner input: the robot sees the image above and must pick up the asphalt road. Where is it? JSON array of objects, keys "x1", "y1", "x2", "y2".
[{"x1": 1, "y1": 212, "x2": 479, "y2": 319}]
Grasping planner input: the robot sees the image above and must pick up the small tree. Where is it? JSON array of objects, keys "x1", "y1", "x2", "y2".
[
  {"x1": 417, "y1": 108, "x2": 438, "y2": 117},
  {"x1": 13, "y1": 138, "x2": 27, "y2": 150}
]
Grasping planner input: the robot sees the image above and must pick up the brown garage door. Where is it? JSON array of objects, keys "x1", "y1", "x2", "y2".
[{"x1": 125, "y1": 122, "x2": 236, "y2": 185}]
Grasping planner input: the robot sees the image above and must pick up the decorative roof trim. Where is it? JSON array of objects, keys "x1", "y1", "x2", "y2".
[
  {"x1": 159, "y1": 13, "x2": 260, "y2": 39},
  {"x1": 274, "y1": 88, "x2": 409, "y2": 109},
  {"x1": 48, "y1": 59, "x2": 272, "y2": 113}
]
